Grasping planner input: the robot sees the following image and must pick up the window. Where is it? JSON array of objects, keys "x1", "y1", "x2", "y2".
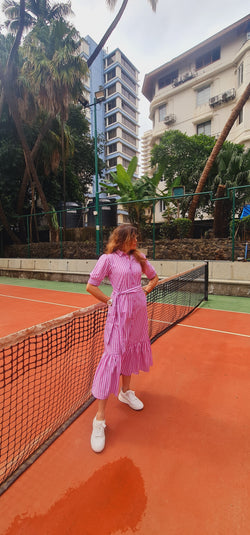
[
  {"x1": 239, "y1": 108, "x2": 243, "y2": 124},
  {"x1": 107, "y1": 128, "x2": 117, "y2": 140},
  {"x1": 108, "y1": 143, "x2": 117, "y2": 154},
  {"x1": 158, "y1": 70, "x2": 178, "y2": 89},
  {"x1": 121, "y1": 70, "x2": 136, "y2": 91},
  {"x1": 195, "y1": 47, "x2": 220, "y2": 70},
  {"x1": 121, "y1": 54, "x2": 136, "y2": 76},
  {"x1": 159, "y1": 200, "x2": 166, "y2": 212},
  {"x1": 122, "y1": 130, "x2": 136, "y2": 146},
  {"x1": 122, "y1": 116, "x2": 136, "y2": 132},
  {"x1": 107, "y1": 113, "x2": 116, "y2": 125},
  {"x1": 238, "y1": 62, "x2": 243, "y2": 86},
  {"x1": 122, "y1": 86, "x2": 136, "y2": 105},
  {"x1": 159, "y1": 104, "x2": 166, "y2": 122},
  {"x1": 122, "y1": 158, "x2": 129, "y2": 168},
  {"x1": 122, "y1": 145, "x2": 136, "y2": 158},
  {"x1": 196, "y1": 86, "x2": 210, "y2": 106},
  {"x1": 107, "y1": 54, "x2": 115, "y2": 66},
  {"x1": 107, "y1": 98, "x2": 116, "y2": 111},
  {"x1": 197, "y1": 121, "x2": 211, "y2": 136},
  {"x1": 107, "y1": 84, "x2": 116, "y2": 96},
  {"x1": 108, "y1": 157, "x2": 117, "y2": 168},
  {"x1": 121, "y1": 101, "x2": 136, "y2": 119},
  {"x1": 107, "y1": 68, "x2": 116, "y2": 81}
]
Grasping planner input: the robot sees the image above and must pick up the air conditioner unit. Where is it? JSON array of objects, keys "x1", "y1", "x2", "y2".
[
  {"x1": 209, "y1": 95, "x2": 221, "y2": 107},
  {"x1": 222, "y1": 89, "x2": 236, "y2": 102},
  {"x1": 164, "y1": 114, "x2": 176, "y2": 125}
]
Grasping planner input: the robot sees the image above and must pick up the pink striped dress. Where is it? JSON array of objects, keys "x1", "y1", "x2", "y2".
[{"x1": 88, "y1": 250, "x2": 157, "y2": 399}]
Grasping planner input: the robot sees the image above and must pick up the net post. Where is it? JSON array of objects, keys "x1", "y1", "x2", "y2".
[{"x1": 205, "y1": 261, "x2": 209, "y2": 301}]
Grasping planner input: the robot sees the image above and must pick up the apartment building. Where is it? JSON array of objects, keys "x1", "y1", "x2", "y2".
[
  {"x1": 85, "y1": 38, "x2": 140, "y2": 179},
  {"x1": 104, "y1": 48, "x2": 140, "y2": 179},
  {"x1": 142, "y1": 14, "x2": 250, "y2": 168},
  {"x1": 81, "y1": 39, "x2": 140, "y2": 224}
]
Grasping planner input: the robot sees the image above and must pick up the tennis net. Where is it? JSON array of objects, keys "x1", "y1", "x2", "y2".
[{"x1": 0, "y1": 262, "x2": 207, "y2": 492}]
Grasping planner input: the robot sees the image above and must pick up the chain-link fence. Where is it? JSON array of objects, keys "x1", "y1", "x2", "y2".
[{"x1": 2, "y1": 184, "x2": 250, "y2": 261}]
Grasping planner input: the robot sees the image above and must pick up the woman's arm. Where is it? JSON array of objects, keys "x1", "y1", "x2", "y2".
[
  {"x1": 143, "y1": 274, "x2": 159, "y2": 296},
  {"x1": 86, "y1": 283, "x2": 111, "y2": 305}
]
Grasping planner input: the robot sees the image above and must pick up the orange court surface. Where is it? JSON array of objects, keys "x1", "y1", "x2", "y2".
[{"x1": 0, "y1": 281, "x2": 250, "y2": 535}]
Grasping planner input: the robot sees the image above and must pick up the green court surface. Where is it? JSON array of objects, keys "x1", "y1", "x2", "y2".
[
  {"x1": 200, "y1": 294, "x2": 250, "y2": 314},
  {"x1": 0, "y1": 276, "x2": 249, "y2": 313},
  {"x1": 0, "y1": 276, "x2": 112, "y2": 296}
]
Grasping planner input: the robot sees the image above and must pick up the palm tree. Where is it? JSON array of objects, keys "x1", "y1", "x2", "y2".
[
  {"x1": 1, "y1": 2, "x2": 87, "y2": 240},
  {"x1": 188, "y1": 82, "x2": 250, "y2": 222},
  {"x1": 23, "y1": 18, "x2": 87, "y2": 233},
  {"x1": 88, "y1": 0, "x2": 158, "y2": 67},
  {"x1": 212, "y1": 144, "x2": 250, "y2": 237},
  {"x1": 2, "y1": 0, "x2": 72, "y2": 34}
]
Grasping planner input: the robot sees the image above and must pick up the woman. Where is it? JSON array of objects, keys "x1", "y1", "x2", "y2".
[{"x1": 86, "y1": 224, "x2": 158, "y2": 452}]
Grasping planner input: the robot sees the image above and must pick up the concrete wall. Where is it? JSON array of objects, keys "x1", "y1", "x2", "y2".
[{"x1": 0, "y1": 258, "x2": 249, "y2": 296}]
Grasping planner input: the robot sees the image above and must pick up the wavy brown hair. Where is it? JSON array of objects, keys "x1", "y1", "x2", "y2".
[{"x1": 105, "y1": 224, "x2": 146, "y2": 269}]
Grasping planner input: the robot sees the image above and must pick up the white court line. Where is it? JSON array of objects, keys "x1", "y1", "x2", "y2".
[
  {"x1": 0, "y1": 293, "x2": 80, "y2": 309},
  {"x1": 178, "y1": 323, "x2": 250, "y2": 339}
]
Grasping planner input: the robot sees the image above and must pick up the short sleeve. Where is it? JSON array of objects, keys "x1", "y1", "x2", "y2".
[
  {"x1": 143, "y1": 258, "x2": 157, "y2": 280},
  {"x1": 88, "y1": 254, "x2": 111, "y2": 286}
]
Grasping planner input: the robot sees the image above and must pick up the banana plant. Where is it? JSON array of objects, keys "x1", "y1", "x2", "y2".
[{"x1": 100, "y1": 156, "x2": 163, "y2": 236}]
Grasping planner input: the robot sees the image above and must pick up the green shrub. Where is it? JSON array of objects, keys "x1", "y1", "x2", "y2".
[
  {"x1": 160, "y1": 218, "x2": 192, "y2": 240},
  {"x1": 175, "y1": 218, "x2": 192, "y2": 238},
  {"x1": 160, "y1": 220, "x2": 177, "y2": 240}
]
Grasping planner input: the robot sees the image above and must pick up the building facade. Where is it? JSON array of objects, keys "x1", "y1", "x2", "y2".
[
  {"x1": 81, "y1": 39, "x2": 140, "y2": 224},
  {"x1": 142, "y1": 15, "x2": 250, "y2": 168},
  {"x1": 85, "y1": 38, "x2": 140, "y2": 182}
]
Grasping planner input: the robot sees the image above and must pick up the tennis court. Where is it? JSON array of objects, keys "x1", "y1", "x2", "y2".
[{"x1": 0, "y1": 273, "x2": 250, "y2": 535}]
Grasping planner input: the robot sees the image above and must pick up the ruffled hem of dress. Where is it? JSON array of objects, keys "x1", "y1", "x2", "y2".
[
  {"x1": 92, "y1": 352, "x2": 121, "y2": 399},
  {"x1": 121, "y1": 339, "x2": 153, "y2": 376}
]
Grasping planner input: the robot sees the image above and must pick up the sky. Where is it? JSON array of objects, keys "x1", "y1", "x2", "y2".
[{"x1": 68, "y1": 0, "x2": 250, "y2": 137}]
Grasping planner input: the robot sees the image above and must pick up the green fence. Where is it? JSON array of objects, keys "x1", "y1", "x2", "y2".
[{"x1": 13, "y1": 183, "x2": 250, "y2": 262}]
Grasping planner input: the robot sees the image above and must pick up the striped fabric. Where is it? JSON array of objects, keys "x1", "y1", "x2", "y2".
[{"x1": 88, "y1": 250, "x2": 157, "y2": 399}]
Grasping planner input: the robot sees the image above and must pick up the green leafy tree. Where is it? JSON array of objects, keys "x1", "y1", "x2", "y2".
[
  {"x1": 151, "y1": 130, "x2": 216, "y2": 218},
  {"x1": 100, "y1": 156, "x2": 162, "y2": 236}
]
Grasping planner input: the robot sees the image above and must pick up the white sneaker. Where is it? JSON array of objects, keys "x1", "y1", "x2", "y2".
[
  {"x1": 118, "y1": 389, "x2": 144, "y2": 410},
  {"x1": 91, "y1": 416, "x2": 106, "y2": 452}
]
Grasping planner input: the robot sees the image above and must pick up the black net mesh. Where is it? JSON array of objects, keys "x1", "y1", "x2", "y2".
[{"x1": 0, "y1": 263, "x2": 207, "y2": 492}]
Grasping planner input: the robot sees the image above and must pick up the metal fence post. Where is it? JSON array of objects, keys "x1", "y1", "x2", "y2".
[
  {"x1": 26, "y1": 215, "x2": 30, "y2": 258},
  {"x1": 59, "y1": 211, "x2": 63, "y2": 259},
  {"x1": 153, "y1": 200, "x2": 156, "y2": 260},
  {"x1": 231, "y1": 188, "x2": 236, "y2": 262}
]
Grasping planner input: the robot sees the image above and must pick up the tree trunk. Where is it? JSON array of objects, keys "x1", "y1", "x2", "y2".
[
  {"x1": 61, "y1": 118, "x2": 66, "y2": 238},
  {"x1": 0, "y1": 198, "x2": 21, "y2": 243},
  {"x1": 17, "y1": 116, "x2": 53, "y2": 216},
  {"x1": 188, "y1": 82, "x2": 250, "y2": 222},
  {"x1": 87, "y1": 0, "x2": 128, "y2": 67},
  {"x1": 213, "y1": 184, "x2": 227, "y2": 237},
  {"x1": 6, "y1": 91, "x2": 54, "y2": 233}
]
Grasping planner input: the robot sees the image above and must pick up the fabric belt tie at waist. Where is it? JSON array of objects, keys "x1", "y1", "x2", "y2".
[{"x1": 106, "y1": 285, "x2": 143, "y2": 350}]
